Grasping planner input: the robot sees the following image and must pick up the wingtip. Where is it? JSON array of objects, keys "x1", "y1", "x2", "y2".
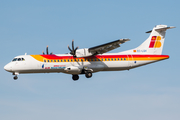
[
  {"x1": 169, "y1": 26, "x2": 176, "y2": 29},
  {"x1": 146, "y1": 30, "x2": 152, "y2": 33},
  {"x1": 120, "y1": 38, "x2": 130, "y2": 41}
]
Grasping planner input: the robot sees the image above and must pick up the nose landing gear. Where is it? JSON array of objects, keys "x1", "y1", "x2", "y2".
[
  {"x1": 13, "y1": 75, "x2": 18, "y2": 80},
  {"x1": 13, "y1": 72, "x2": 19, "y2": 80}
]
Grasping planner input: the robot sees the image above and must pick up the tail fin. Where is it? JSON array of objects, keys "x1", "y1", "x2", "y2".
[{"x1": 135, "y1": 25, "x2": 175, "y2": 55}]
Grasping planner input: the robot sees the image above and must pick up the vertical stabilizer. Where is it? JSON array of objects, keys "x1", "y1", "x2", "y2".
[
  {"x1": 135, "y1": 25, "x2": 175, "y2": 55},
  {"x1": 120, "y1": 25, "x2": 175, "y2": 55}
]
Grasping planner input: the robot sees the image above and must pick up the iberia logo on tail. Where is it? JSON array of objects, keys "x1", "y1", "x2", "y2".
[{"x1": 149, "y1": 36, "x2": 161, "y2": 48}]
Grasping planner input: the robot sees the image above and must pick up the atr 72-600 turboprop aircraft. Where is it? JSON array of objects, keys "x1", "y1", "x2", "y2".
[{"x1": 4, "y1": 25, "x2": 175, "y2": 81}]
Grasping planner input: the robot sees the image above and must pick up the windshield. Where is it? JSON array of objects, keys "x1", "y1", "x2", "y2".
[
  {"x1": 12, "y1": 58, "x2": 17, "y2": 61},
  {"x1": 12, "y1": 58, "x2": 25, "y2": 62}
]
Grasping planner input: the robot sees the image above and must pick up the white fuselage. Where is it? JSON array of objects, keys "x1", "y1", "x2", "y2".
[{"x1": 4, "y1": 53, "x2": 169, "y2": 75}]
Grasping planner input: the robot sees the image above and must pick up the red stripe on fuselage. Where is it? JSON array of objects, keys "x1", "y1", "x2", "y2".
[{"x1": 40, "y1": 54, "x2": 169, "y2": 59}]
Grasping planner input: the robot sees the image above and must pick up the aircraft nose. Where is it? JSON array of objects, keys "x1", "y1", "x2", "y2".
[{"x1": 4, "y1": 63, "x2": 12, "y2": 72}]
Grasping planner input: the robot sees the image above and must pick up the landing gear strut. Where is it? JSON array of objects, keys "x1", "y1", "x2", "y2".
[
  {"x1": 72, "y1": 75, "x2": 79, "y2": 81},
  {"x1": 13, "y1": 75, "x2": 18, "y2": 80}
]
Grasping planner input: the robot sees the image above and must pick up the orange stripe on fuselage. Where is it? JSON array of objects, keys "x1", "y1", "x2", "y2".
[{"x1": 131, "y1": 55, "x2": 169, "y2": 61}]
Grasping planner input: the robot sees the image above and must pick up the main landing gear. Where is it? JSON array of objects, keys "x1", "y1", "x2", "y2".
[
  {"x1": 72, "y1": 75, "x2": 79, "y2": 81},
  {"x1": 72, "y1": 71, "x2": 93, "y2": 81},
  {"x1": 85, "y1": 71, "x2": 92, "y2": 78}
]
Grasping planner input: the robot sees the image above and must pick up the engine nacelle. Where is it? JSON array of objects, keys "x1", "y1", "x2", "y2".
[
  {"x1": 64, "y1": 66, "x2": 81, "y2": 74},
  {"x1": 75, "y1": 48, "x2": 94, "y2": 57}
]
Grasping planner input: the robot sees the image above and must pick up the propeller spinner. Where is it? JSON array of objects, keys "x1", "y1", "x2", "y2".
[{"x1": 68, "y1": 40, "x2": 78, "y2": 57}]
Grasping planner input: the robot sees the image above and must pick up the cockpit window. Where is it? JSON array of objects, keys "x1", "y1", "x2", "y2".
[
  {"x1": 12, "y1": 58, "x2": 25, "y2": 62},
  {"x1": 12, "y1": 58, "x2": 17, "y2": 61}
]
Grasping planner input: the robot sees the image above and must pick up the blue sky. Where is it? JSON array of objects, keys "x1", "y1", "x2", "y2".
[{"x1": 1, "y1": 0, "x2": 180, "y2": 120}]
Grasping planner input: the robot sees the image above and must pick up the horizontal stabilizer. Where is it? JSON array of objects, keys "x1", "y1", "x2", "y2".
[{"x1": 146, "y1": 26, "x2": 175, "y2": 33}]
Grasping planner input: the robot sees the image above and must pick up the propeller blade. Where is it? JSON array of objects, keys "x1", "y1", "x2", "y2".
[
  {"x1": 46, "y1": 45, "x2": 49, "y2": 55},
  {"x1": 68, "y1": 45, "x2": 72, "y2": 52},
  {"x1": 72, "y1": 39, "x2": 75, "y2": 53},
  {"x1": 74, "y1": 46, "x2": 79, "y2": 52}
]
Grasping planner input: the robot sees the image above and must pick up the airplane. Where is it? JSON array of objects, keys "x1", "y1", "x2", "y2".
[{"x1": 4, "y1": 25, "x2": 175, "y2": 81}]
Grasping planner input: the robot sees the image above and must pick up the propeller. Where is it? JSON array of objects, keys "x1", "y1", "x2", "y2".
[
  {"x1": 42, "y1": 45, "x2": 53, "y2": 55},
  {"x1": 68, "y1": 40, "x2": 78, "y2": 57}
]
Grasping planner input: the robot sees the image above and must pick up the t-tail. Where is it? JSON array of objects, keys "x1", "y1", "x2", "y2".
[{"x1": 120, "y1": 25, "x2": 175, "y2": 55}]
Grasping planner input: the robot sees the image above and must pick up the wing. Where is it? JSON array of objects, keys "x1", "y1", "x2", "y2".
[{"x1": 88, "y1": 39, "x2": 130, "y2": 54}]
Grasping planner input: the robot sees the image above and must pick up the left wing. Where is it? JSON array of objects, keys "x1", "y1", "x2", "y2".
[{"x1": 88, "y1": 39, "x2": 130, "y2": 54}]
